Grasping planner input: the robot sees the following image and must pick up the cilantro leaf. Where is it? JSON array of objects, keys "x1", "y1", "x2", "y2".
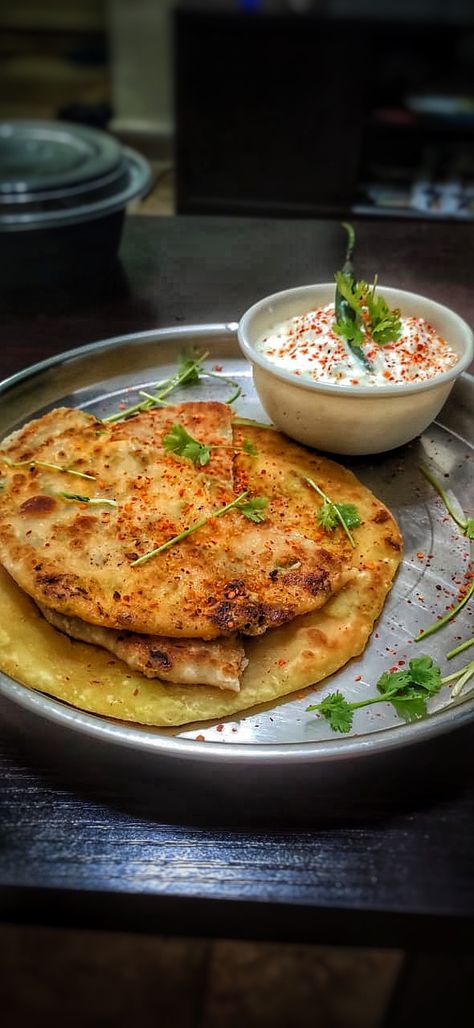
[
  {"x1": 334, "y1": 272, "x2": 368, "y2": 313},
  {"x1": 334, "y1": 270, "x2": 375, "y2": 371},
  {"x1": 308, "y1": 652, "x2": 474, "y2": 733},
  {"x1": 375, "y1": 658, "x2": 441, "y2": 722},
  {"x1": 366, "y1": 287, "x2": 401, "y2": 345},
  {"x1": 315, "y1": 500, "x2": 339, "y2": 531},
  {"x1": 307, "y1": 691, "x2": 354, "y2": 733},
  {"x1": 310, "y1": 480, "x2": 361, "y2": 546},
  {"x1": 408, "y1": 655, "x2": 442, "y2": 694},
  {"x1": 376, "y1": 658, "x2": 441, "y2": 704},
  {"x1": 333, "y1": 315, "x2": 365, "y2": 347},
  {"x1": 371, "y1": 316, "x2": 402, "y2": 345},
  {"x1": 307, "y1": 655, "x2": 445, "y2": 734},
  {"x1": 390, "y1": 694, "x2": 428, "y2": 722},
  {"x1": 334, "y1": 268, "x2": 401, "y2": 353},
  {"x1": 163, "y1": 423, "x2": 211, "y2": 466},
  {"x1": 243, "y1": 438, "x2": 258, "y2": 456},
  {"x1": 184, "y1": 442, "x2": 211, "y2": 466},
  {"x1": 236, "y1": 496, "x2": 268, "y2": 523},
  {"x1": 376, "y1": 669, "x2": 413, "y2": 695},
  {"x1": 334, "y1": 503, "x2": 362, "y2": 530},
  {"x1": 315, "y1": 500, "x2": 361, "y2": 535},
  {"x1": 178, "y1": 354, "x2": 203, "y2": 386}
]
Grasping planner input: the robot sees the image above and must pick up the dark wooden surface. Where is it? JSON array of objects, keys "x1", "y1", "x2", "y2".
[{"x1": 0, "y1": 215, "x2": 473, "y2": 946}]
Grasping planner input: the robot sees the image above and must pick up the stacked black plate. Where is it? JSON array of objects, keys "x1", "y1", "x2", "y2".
[{"x1": 0, "y1": 120, "x2": 152, "y2": 287}]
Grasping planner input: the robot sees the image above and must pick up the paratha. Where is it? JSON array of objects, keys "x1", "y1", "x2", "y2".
[
  {"x1": 0, "y1": 560, "x2": 396, "y2": 726},
  {"x1": 234, "y1": 424, "x2": 402, "y2": 572},
  {"x1": 0, "y1": 404, "x2": 348, "y2": 639},
  {"x1": 0, "y1": 406, "x2": 402, "y2": 724},
  {"x1": 39, "y1": 604, "x2": 246, "y2": 692}
]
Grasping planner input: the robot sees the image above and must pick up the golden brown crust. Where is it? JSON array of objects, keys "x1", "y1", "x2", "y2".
[
  {"x1": 238, "y1": 425, "x2": 402, "y2": 581},
  {"x1": 38, "y1": 604, "x2": 246, "y2": 692},
  {"x1": 0, "y1": 407, "x2": 403, "y2": 725},
  {"x1": 0, "y1": 561, "x2": 397, "y2": 726},
  {"x1": 0, "y1": 405, "x2": 349, "y2": 638}
]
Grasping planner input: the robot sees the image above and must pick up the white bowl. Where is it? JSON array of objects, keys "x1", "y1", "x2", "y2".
[{"x1": 237, "y1": 283, "x2": 473, "y2": 455}]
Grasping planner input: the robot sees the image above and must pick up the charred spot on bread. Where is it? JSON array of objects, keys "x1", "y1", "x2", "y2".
[
  {"x1": 372, "y1": 509, "x2": 390, "y2": 524},
  {"x1": 20, "y1": 495, "x2": 57, "y2": 516}
]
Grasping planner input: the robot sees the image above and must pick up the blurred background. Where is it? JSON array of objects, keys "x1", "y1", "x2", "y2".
[{"x1": 1, "y1": 0, "x2": 474, "y2": 220}]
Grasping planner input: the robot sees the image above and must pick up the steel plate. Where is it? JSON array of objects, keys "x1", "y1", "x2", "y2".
[{"x1": 0, "y1": 324, "x2": 472, "y2": 769}]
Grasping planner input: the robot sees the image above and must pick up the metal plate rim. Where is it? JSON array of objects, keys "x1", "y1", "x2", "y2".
[
  {"x1": 1, "y1": 669, "x2": 473, "y2": 765},
  {"x1": 0, "y1": 324, "x2": 472, "y2": 765},
  {"x1": 0, "y1": 324, "x2": 239, "y2": 398}
]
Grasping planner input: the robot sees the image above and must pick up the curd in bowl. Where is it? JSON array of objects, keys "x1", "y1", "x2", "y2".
[{"x1": 237, "y1": 283, "x2": 473, "y2": 455}]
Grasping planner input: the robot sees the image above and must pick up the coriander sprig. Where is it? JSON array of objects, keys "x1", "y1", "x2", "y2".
[
  {"x1": 163, "y1": 422, "x2": 258, "y2": 466},
  {"x1": 316, "y1": 500, "x2": 361, "y2": 533},
  {"x1": 334, "y1": 273, "x2": 401, "y2": 352},
  {"x1": 163, "y1": 424, "x2": 211, "y2": 466},
  {"x1": 242, "y1": 439, "x2": 258, "y2": 456},
  {"x1": 235, "y1": 496, "x2": 267, "y2": 522},
  {"x1": 0, "y1": 456, "x2": 95, "y2": 480},
  {"x1": 333, "y1": 225, "x2": 401, "y2": 369},
  {"x1": 334, "y1": 269, "x2": 373, "y2": 370},
  {"x1": 414, "y1": 580, "x2": 474, "y2": 642},
  {"x1": 420, "y1": 464, "x2": 474, "y2": 540},
  {"x1": 59, "y1": 492, "x2": 117, "y2": 507},
  {"x1": 103, "y1": 353, "x2": 209, "y2": 423},
  {"x1": 366, "y1": 276, "x2": 402, "y2": 345},
  {"x1": 131, "y1": 491, "x2": 268, "y2": 567},
  {"x1": 205, "y1": 370, "x2": 242, "y2": 405},
  {"x1": 103, "y1": 352, "x2": 241, "y2": 423},
  {"x1": 334, "y1": 272, "x2": 369, "y2": 315},
  {"x1": 306, "y1": 655, "x2": 473, "y2": 733},
  {"x1": 305, "y1": 477, "x2": 361, "y2": 547}
]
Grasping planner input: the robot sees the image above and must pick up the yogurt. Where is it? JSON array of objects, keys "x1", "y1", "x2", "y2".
[{"x1": 256, "y1": 304, "x2": 459, "y2": 387}]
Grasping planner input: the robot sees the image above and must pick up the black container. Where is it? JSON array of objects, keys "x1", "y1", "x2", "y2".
[{"x1": 0, "y1": 120, "x2": 152, "y2": 288}]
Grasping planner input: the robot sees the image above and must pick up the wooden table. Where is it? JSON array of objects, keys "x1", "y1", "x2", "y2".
[{"x1": 0, "y1": 217, "x2": 473, "y2": 975}]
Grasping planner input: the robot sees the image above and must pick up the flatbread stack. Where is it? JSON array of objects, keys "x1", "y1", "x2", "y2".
[{"x1": 0, "y1": 401, "x2": 402, "y2": 725}]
